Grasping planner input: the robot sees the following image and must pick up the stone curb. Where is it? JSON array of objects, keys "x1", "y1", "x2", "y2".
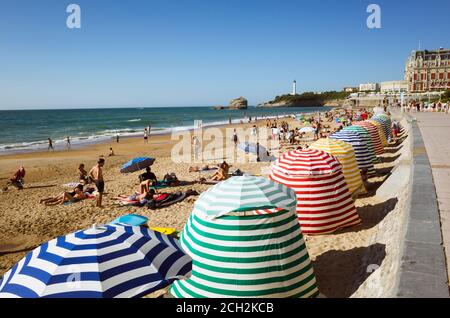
[{"x1": 395, "y1": 114, "x2": 450, "y2": 298}]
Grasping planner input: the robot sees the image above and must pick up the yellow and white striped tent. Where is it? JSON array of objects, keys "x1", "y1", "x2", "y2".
[
  {"x1": 310, "y1": 138, "x2": 364, "y2": 195},
  {"x1": 368, "y1": 120, "x2": 388, "y2": 147}
]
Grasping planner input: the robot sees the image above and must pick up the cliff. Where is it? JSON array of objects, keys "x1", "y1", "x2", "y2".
[{"x1": 258, "y1": 91, "x2": 350, "y2": 108}]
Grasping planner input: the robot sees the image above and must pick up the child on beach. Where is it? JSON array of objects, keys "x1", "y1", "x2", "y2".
[{"x1": 89, "y1": 158, "x2": 105, "y2": 208}]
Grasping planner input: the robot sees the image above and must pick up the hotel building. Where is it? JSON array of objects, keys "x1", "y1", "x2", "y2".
[{"x1": 405, "y1": 48, "x2": 450, "y2": 92}]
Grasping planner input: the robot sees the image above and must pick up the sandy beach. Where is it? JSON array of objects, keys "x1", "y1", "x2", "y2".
[{"x1": 0, "y1": 112, "x2": 410, "y2": 297}]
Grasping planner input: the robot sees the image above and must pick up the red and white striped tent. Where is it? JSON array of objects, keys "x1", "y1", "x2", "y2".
[
  {"x1": 352, "y1": 121, "x2": 384, "y2": 155},
  {"x1": 270, "y1": 148, "x2": 361, "y2": 235}
]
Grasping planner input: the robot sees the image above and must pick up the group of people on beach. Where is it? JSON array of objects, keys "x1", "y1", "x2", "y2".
[
  {"x1": 35, "y1": 159, "x2": 106, "y2": 207},
  {"x1": 404, "y1": 100, "x2": 450, "y2": 113}
]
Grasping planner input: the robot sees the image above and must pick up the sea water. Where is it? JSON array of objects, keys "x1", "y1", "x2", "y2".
[{"x1": 0, "y1": 106, "x2": 325, "y2": 154}]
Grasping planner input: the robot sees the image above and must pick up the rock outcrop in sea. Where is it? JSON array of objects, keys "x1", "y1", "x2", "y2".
[{"x1": 229, "y1": 97, "x2": 248, "y2": 109}]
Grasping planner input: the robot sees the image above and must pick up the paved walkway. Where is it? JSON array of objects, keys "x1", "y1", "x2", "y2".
[{"x1": 414, "y1": 112, "x2": 450, "y2": 283}]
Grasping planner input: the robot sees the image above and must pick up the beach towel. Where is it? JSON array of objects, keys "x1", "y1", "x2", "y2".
[{"x1": 147, "y1": 190, "x2": 198, "y2": 210}]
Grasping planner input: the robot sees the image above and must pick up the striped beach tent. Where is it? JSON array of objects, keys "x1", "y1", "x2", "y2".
[
  {"x1": 352, "y1": 121, "x2": 384, "y2": 155},
  {"x1": 0, "y1": 224, "x2": 192, "y2": 298},
  {"x1": 309, "y1": 138, "x2": 364, "y2": 194},
  {"x1": 330, "y1": 130, "x2": 375, "y2": 176},
  {"x1": 372, "y1": 114, "x2": 392, "y2": 139},
  {"x1": 270, "y1": 149, "x2": 361, "y2": 235},
  {"x1": 170, "y1": 176, "x2": 319, "y2": 298},
  {"x1": 342, "y1": 126, "x2": 378, "y2": 164},
  {"x1": 193, "y1": 176, "x2": 297, "y2": 220},
  {"x1": 368, "y1": 120, "x2": 389, "y2": 147}
]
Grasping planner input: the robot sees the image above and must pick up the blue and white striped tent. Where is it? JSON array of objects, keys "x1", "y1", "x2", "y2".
[
  {"x1": 0, "y1": 224, "x2": 191, "y2": 298},
  {"x1": 342, "y1": 126, "x2": 378, "y2": 164},
  {"x1": 371, "y1": 115, "x2": 391, "y2": 140},
  {"x1": 330, "y1": 130, "x2": 376, "y2": 176}
]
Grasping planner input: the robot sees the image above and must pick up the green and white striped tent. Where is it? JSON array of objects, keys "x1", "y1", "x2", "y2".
[
  {"x1": 170, "y1": 176, "x2": 319, "y2": 298},
  {"x1": 192, "y1": 175, "x2": 298, "y2": 219}
]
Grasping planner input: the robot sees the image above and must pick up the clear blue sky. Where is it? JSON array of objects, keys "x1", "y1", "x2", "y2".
[{"x1": 0, "y1": 0, "x2": 449, "y2": 109}]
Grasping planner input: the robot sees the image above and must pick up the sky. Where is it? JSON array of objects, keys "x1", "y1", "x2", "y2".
[{"x1": 0, "y1": 0, "x2": 449, "y2": 110}]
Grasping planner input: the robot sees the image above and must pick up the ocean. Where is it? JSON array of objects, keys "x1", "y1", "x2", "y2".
[{"x1": 0, "y1": 106, "x2": 325, "y2": 154}]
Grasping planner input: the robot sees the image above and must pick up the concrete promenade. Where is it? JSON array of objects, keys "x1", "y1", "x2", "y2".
[{"x1": 413, "y1": 112, "x2": 450, "y2": 286}]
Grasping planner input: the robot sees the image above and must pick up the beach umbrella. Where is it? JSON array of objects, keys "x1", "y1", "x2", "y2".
[
  {"x1": 270, "y1": 149, "x2": 361, "y2": 235},
  {"x1": 193, "y1": 176, "x2": 297, "y2": 220},
  {"x1": 330, "y1": 130, "x2": 375, "y2": 176},
  {"x1": 310, "y1": 138, "x2": 364, "y2": 195},
  {"x1": 342, "y1": 126, "x2": 378, "y2": 164},
  {"x1": 0, "y1": 224, "x2": 191, "y2": 298},
  {"x1": 120, "y1": 157, "x2": 155, "y2": 174},
  {"x1": 170, "y1": 176, "x2": 319, "y2": 298},
  {"x1": 368, "y1": 120, "x2": 389, "y2": 147},
  {"x1": 352, "y1": 122, "x2": 384, "y2": 155},
  {"x1": 299, "y1": 126, "x2": 316, "y2": 134}
]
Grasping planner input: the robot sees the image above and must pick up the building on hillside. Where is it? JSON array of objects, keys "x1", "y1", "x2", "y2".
[
  {"x1": 405, "y1": 48, "x2": 450, "y2": 92},
  {"x1": 380, "y1": 80, "x2": 409, "y2": 94},
  {"x1": 359, "y1": 83, "x2": 379, "y2": 92},
  {"x1": 343, "y1": 87, "x2": 358, "y2": 93}
]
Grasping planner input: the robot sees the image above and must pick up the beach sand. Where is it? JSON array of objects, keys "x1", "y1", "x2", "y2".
[{"x1": 0, "y1": 114, "x2": 410, "y2": 298}]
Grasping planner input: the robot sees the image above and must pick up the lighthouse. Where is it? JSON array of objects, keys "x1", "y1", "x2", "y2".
[{"x1": 292, "y1": 80, "x2": 297, "y2": 96}]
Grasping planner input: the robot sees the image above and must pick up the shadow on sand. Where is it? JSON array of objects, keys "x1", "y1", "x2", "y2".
[
  {"x1": 379, "y1": 154, "x2": 401, "y2": 164},
  {"x1": 313, "y1": 243, "x2": 386, "y2": 298},
  {"x1": 374, "y1": 166, "x2": 394, "y2": 176},
  {"x1": 383, "y1": 145, "x2": 404, "y2": 154},
  {"x1": 337, "y1": 198, "x2": 398, "y2": 233}
]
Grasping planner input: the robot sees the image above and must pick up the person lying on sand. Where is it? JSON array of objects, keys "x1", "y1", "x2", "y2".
[
  {"x1": 114, "y1": 189, "x2": 155, "y2": 202},
  {"x1": 114, "y1": 189, "x2": 168, "y2": 204},
  {"x1": 188, "y1": 164, "x2": 218, "y2": 172},
  {"x1": 40, "y1": 184, "x2": 86, "y2": 206}
]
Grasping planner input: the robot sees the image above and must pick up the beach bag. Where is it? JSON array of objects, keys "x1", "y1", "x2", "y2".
[{"x1": 163, "y1": 173, "x2": 179, "y2": 186}]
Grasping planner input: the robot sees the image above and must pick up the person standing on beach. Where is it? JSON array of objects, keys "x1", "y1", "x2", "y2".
[
  {"x1": 232, "y1": 129, "x2": 238, "y2": 147},
  {"x1": 148, "y1": 125, "x2": 151, "y2": 141},
  {"x1": 89, "y1": 158, "x2": 105, "y2": 208},
  {"x1": 66, "y1": 136, "x2": 71, "y2": 150},
  {"x1": 116, "y1": 134, "x2": 120, "y2": 143},
  {"x1": 192, "y1": 136, "x2": 201, "y2": 162},
  {"x1": 144, "y1": 128, "x2": 148, "y2": 144},
  {"x1": 48, "y1": 138, "x2": 54, "y2": 151}
]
